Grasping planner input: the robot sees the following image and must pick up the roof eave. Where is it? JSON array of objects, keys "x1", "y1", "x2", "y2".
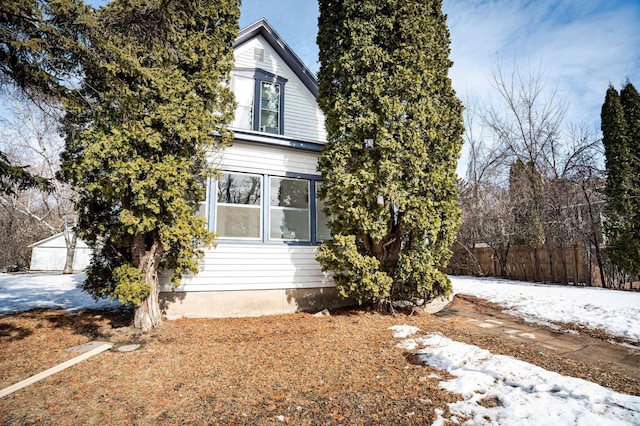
[{"x1": 235, "y1": 18, "x2": 319, "y2": 98}]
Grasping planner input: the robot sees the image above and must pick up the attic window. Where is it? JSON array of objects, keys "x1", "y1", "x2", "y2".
[
  {"x1": 230, "y1": 69, "x2": 287, "y2": 135},
  {"x1": 254, "y1": 47, "x2": 265, "y2": 62},
  {"x1": 259, "y1": 82, "x2": 280, "y2": 134}
]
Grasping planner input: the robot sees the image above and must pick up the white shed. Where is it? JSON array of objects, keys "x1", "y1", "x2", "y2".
[{"x1": 29, "y1": 232, "x2": 91, "y2": 272}]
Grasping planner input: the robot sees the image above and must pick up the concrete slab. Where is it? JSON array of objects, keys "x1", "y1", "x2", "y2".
[
  {"x1": 570, "y1": 344, "x2": 635, "y2": 365},
  {"x1": 620, "y1": 352, "x2": 640, "y2": 370},
  {"x1": 115, "y1": 344, "x2": 141, "y2": 353},
  {"x1": 67, "y1": 341, "x2": 113, "y2": 354}
]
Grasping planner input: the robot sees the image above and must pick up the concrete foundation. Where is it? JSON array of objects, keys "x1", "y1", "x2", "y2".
[{"x1": 160, "y1": 287, "x2": 354, "y2": 319}]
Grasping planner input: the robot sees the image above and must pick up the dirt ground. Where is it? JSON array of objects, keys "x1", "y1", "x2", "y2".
[{"x1": 1, "y1": 297, "x2": 639, "y2": 425}]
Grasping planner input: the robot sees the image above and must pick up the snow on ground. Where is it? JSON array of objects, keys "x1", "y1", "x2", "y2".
[
  {"x1": 2, "y1": 272, "x2": 640, "y2": 423},
  {"x1": 391, "y1": 325, "x2": 640, "y2": 426},
  {"x1": 451, "y1": 276, "x2": 640, "y2": 343},
  {"x1": 0, "y1": 273, "x2": 120, "y2": 313}
]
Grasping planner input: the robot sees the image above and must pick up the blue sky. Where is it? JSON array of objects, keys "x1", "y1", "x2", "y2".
[
  {"x1": 31, "y1": 0, "x2": 640, "y2": 163},
  {"x1": 240, "y1": 0, "x2": 640, "y2": 131},
  {"x1": 78, "y1": 0, "x2": 640, "y2": 128}
]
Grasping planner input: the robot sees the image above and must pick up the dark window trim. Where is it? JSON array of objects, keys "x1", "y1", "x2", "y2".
[
  {"x1": 210, "y1": 171, "x2": 325, "y2": 246},
  {"x1": 231, "y1": 68, "x2": 287, "y2": 135}
]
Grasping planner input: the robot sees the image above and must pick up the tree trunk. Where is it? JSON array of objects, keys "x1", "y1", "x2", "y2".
[
  {"x1": 62, "y1": 228, "x2": 77, "y2": 274},
  {"x1": 132, "y1": 233, "x2": 164, "y2": 333}
]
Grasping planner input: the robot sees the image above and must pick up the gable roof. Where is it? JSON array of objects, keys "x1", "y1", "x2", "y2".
[{"x1": 235, "y1": 19, "x2": 319, "y2": 98}]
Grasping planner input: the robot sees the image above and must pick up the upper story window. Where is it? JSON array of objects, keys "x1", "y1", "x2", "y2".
[
  {"x1": 232, "y1": 76, "x2": 255, "y2": 131},
  {"x1": 260, "y1": 82, "x2": 280, "y2": 134},
  {"x1": 231, "y1": 68, "x2": 287, "y2": 135}
]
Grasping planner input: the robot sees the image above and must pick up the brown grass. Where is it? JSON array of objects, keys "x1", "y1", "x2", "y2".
[{"x1": 0, "y1": 305, "x2": 638, "y2": 425}]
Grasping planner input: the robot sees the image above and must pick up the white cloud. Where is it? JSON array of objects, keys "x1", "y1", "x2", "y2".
[{"x1": 443, "y1": 0, "x2": 640, "y2": 126}]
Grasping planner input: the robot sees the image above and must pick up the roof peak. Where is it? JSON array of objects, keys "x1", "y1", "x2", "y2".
[{"x1": 235, "y1": 18, "x2": 318, "y2": 98}]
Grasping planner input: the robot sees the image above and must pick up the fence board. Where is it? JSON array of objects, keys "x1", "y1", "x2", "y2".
[{"x1": 447, "y1": 243, "x2": 588, "y2": 285}]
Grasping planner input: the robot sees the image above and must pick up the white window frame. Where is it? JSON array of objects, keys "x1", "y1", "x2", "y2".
[
  {"x1": 259, "y1": 81, "x2": 281, "y2": 134},
  {"x1": 268, "y1": 176, "x2": 310, "y2": 242},
  {"x1": 211, "y1": 172, "x2": 330, "y2": 245},
  {"x1": 215, "y1": 172, "x2": 263, "y2": 241},
  {"x1": 229, "y1": 68, "x2": 287, "y2": 135}
]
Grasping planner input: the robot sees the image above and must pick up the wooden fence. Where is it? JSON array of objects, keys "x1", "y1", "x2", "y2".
[{"x1": 447, "y1": 243, "x2": 589, "y2": 285}]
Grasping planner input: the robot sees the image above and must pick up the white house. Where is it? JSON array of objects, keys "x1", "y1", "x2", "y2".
[
  {"x1": 29, "y1": 232, "x2": 91, "y2": 272},
  {"x1": 159, "y1": 19, "x2": 347, "y2": 319}
]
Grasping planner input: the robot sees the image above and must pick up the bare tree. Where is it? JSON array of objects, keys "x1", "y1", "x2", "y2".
[
  {"x1": 453, "y1": 96, "x2": 514, "y2": 276},
  {"x1": 453, "y1": 59, "x2": 605, "y2": 284},
  {"x1": 0, "y1": 92, "x2": 78, "y2": 272}
]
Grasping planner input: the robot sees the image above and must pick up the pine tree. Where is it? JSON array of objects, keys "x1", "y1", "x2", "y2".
[
  {"x1": 316, "y1": 0, "x2": 463, "y2": 305},
  {"x1": 0, "y1": 0, "x2": 86, "y2": 194},
  {"x1": 59, "y1": 0, "x2": 240, "y2": 331},
  {"x1": 601, "y1": 82, "x2": 640, "y2": 275}
]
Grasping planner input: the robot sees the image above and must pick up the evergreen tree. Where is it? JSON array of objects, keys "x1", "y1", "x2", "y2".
[
  {"x1": 0, "y1": 0, "x2": 86, "y2": 193},
  {"x1": 316, "y1": 0, "x2": 463, "y2": 305},
  {"x1": 59, "y1": 0, "x2": 239, "y2": 331},
  {"x1": 601, "y1": 82, "x2": 640, "y2": 274}
]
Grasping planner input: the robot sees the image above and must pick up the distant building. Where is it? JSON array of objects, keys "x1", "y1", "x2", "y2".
[{"x1": 29, "y1": 232, "x2": 90, "y2": 272}]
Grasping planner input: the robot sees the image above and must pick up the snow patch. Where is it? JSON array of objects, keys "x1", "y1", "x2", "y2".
[{"x1": 393, "y1": 328, "x2": 640, "y2": 425}]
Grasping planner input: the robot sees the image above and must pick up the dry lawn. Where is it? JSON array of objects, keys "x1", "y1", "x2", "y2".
[{"x1": 0, "y1": 302, "x2": 638, "y2": 425}]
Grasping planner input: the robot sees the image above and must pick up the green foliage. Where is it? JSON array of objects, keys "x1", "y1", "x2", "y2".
[
  {"x1": 317, "y1": 0, "x2": 463, "y2": 304},
  {"x1": 54, "y1": 0, "x2": 239, "y2": 319},
  {"x1": 0, "y1": 0, "x2": 88, "y2": 100},
  {"x1": 112, "y1": 263, "x2": 150, "y2": 306},
  {"x1": 0, "y1": 151, "x2": 51, "y2": 195},
  {"x1": 317, "y1": 235, "x2": 393, "y2": 301},
  {"x1": 602, "y1": 81, "x2": 640, "y2": 275},
  {"x1": 0, "y1": 0, "x2": 86, "y2": 194}
]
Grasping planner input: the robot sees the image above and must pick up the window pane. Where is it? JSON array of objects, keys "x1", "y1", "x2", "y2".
[
  {"x1": 270, "y1": 178, "x2": 308, "y2": 208},
  {"x1": 270, "y1": 208, "x2": 310, "y2": 241},
  {"x1": 232, "y1": 76, "x2": 254, "y2": 130},
  {"x1": 216, "y1": 173, "x2": 262, "y2": 239},
  {"x1": 270, "y1": 177, "x2": 309, "y2": 241},
  {"x1": 316, "y1": 185, "x2": 331, "y2": 241},
  {"x1": 260, "y1": 110, "x2": 279, "y2": 133},
  {"x1": 217, "y1": 205, "x2": 261, "y2": 238},
  {"x1": 260, "y1": 82, "x2": 280, "y2": 133},
  {"x1": 217, "y1": 173, "x2": 261, "y2": 205}
]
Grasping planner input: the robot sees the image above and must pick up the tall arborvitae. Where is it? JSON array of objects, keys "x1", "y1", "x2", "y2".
[
  {"x1": 59, "y1": 0, "x2": 240, "y2": 331},
  {"x1": 601, "y1": 82, "x2": 640, "y2": 275},
  {"x1": 316, "y1": 0, "x2": 464, "y2": 305}
]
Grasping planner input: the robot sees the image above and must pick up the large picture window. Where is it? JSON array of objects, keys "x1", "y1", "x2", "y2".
[
  {"x1": 269, "y1": 177, "x2": 309, "y2": 241},
  {"x1": 212, "y1": 171, "x2": 330, "y2": 244},
  {"x1": 216, "y1": 173, "x2": 262, "y2": 239},
  {"x1": 231, "y1": 76, "x2": 254, "y2": 130}
]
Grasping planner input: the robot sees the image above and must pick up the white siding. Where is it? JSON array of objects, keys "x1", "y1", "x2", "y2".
[
  {"x1": 216, "y1": 141, "x2": 320, "y2": 176},
  {"x1": 233, "y1": 36, "x2": 326, "y2": 143},
  {"x1": 162, "y1": 244, "x2": 333, "y2": 292},
  {"x1": 174, "y1": 142, "x2": 332, "y2": 293},
  {"x1": 29, "y1": 233, "x2": 91, "y2": 272}
]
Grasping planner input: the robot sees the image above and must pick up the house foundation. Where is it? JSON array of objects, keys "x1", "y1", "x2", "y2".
[{"x1": 160, "y1": 287, "x2": 353, "y2": 319}]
